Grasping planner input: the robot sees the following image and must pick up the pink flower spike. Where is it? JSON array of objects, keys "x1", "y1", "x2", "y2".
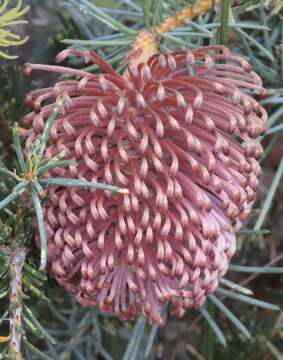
[{"x1": 23, "y1": 46, "x2": 267, "y2": 324}]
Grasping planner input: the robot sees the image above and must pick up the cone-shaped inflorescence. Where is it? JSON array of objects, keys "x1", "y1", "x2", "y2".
[{"x1": 22, "y1": 43, "x2": 267, "y2": 325}]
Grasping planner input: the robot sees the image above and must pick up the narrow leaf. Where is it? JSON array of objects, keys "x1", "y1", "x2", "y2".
[
  {"x1": 267, "y1": 106, "x2": 283, "y2": 129},
  {"x1": 0, "y1": 348, "x2": 8, "y2": 360},
  {"x1": 209, "y1": 295, "x2": 251, "y2": 339},
  {"x1": 32, "y1": 181, "x2": 45, "y2": 197},
  {"x1": 122, "y1": 316, "x2": 147, "y2": 360},
  {"x1": 0, "y1": 310, "x2": 9, "y2": 326},
  {"x1": 199, "y1": 307, "x2": 227, "y2": 347},
  {"x1": 0, "y1": 165, "x2": 17, "y2": 180},
  {"x1": 61, "y1": 38, "x2": 133, "y2": 47},
  {"x1": 144, "y1": 324, "x2": 158, "y2": 358},
  {"x1": 158, "y1": 32, "x2": 195, "y2": 48},
  {"x1": 205, "y1": 22, "x2": 270, "y2": 30},
  {"x1": 40, "y1": 178, "x2": 128, "y2": 194},
  {"x1": 167, "y1": 31, "x2": 212, "y2": 38},
  {"x1": 31, "y1": 189, "x2": 47, "y2": 270},
  {"x1": 23, "y1": 269, "x2": 44, "y2": 288},
  {"x1": 23, "y1": 304, "x2": 56, "y2": 345},
  {"x1": 216, "y1": 288, "x2": 280, "y2": 311},
  {"x1": 254, "y1": 157, "x2": 283, "y2": 231},
  {"x1": 0, "y1": 181, "x2": 27, "y2": 210},
  {"x1": 229, "y1": 265, "x2": 283, "y2": 274},
  {"x1": 23, "y1": 315, "x2": 41, "y2": 338},
  {"x1": 22, "y1": 337, "x2": 53, "y2": 360},
  {"x1": 12, "y1": 123, "x2": 27, "y2": 172},
  {"x1": 265, "y1": 337, "x2": 283, "y2": 359},
  {"x1": 0, "y1": 264, "x2": 8, "y2": 280},
  {"x1": 143, "y1": 0, "x2": 151, "y2": 28},
  {"x1": 35, "y1": 160, "x2": 77, "y2": 175},
  {"x1": 23, "y1": 277, "x2": 49, "y2": 302},
  {"x1": 0, "y1": 287, "x2": 9, "y2": 299},
  {"x1": 236, "y1": 27, "x2": 275, "y2": 61},
  {"x1": 266, "y1": 123, "x2": 283, "y2": 135},
  {"x1": 24, "y1": 263, "x2": 47, "y2": 281},
  {"x1": 220, "y1": 278, "x2": 253, "y2": 295},
  {"x1": 69, "y1": 0, "x2": 138, "y2": 35},
  {"x1": 34, "y1": 98, "x2": 67, "y2": 161}
]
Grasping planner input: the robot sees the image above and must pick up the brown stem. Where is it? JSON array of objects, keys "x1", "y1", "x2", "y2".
[
  {"x1": 0, "y1": 208, "x2": 26, "y2": 359},
  {"x1": 156, "y1": 0, "x2": 219, "y2": 33},
  {"x1": 8, "y1": 247, "x2": 26, "y2": 360},
  {"x1": 127, "y1": 0, "x2": 218, "y2": 68}
]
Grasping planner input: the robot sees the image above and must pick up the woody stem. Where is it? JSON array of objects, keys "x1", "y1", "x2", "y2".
[
  {"x1": 8, "y1": 247, "x2": 26, "y2": 360},
  {"x1": 128, "y1": 1, "x2": 217, "y2": 67}
]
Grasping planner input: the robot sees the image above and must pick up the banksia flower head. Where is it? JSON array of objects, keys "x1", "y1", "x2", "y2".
[{"x1": 22, "y1": 34, "x2": 267, "y2": 324}]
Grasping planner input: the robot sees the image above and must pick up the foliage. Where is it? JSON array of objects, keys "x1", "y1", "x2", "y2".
[{"x1": 0, "y1": 0, "x2": 30, "y2": 59}]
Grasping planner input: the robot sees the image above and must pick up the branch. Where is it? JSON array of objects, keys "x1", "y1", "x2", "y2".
[{"x1": 8, "y1": 247, "x2": 26, "y2": 360}]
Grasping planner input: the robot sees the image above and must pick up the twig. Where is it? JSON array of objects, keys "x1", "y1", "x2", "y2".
[
  {"x1": 240, "y1": 252, "x2": 283, "y2": 287},
  {"x1": 156, "y1": 0, "x2": 218, "y2": 33},
  {"x1": 186, "y1": 344, "x2": 205, "y2": 360},
  {"x1": 8, "y1": 247, "x2": 26, "y2": 360}
]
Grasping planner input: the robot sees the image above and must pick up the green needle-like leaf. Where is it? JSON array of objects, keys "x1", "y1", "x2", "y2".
[
  {"x1": 24, "y1": 270, "x2": 44, "y2": 288},
  {"x1": 0, "y1": 181, "x2": 27, "y2": 210},
  {"x1": 33, "y1": 181, "x2": 45, "y2": 197},
  {"x1": 12, "y1": 122, "x2": 27, "y2": 172},
  {"x1": 23, "y1": 304, "x2": 56, "y2": 345},
  {"x1": 23, "y1": 277, "x2": 50, "y2": 302},
  {"x1": 0, "y1": 165, "x2": 17, "y2": 180},
  {"x1": 254, "y1": 157, "x2": 283, "y2": 231},
  {"x1": 0, "y1": 269, "x2": 8, "y2": 281},
  {"x1": 143, "y1": 0, "x2": 151, "y2": 28},
  {"x1": 216, "y1": 288, "x2": 280, "y2": 311},
  {"x1": 0, "y1": 310, "x2": 9, "y2": 326},
  {"x1": 36, "y1": 98, "x2": 67, "y2": 160},
  {"x1": 22, "y1": 337, "x2": 53, "y2": 360},
  {"x1": 23, "y1": 315, "x2": 41, "y2": 338},
  {"x1": 229, "y1": 264, "x2": 283, "y2": 274},
  {"x1": 209, "y1": 295, "x2": 251, "y2": 339},
  {"x1": 220, "y1": 278, "x2": 253, "y2": 295},
  {"x1": 0, "y1": 287, "x2": 9, "y2": 299},
  {"x1": 144, "y1": 324, "x2": 158, "y2": 358},
  {"x1": 31, "y1": 188, "x2": 47, "y2": 270},
  {"x1": 40, "y1": 178, "x2": 128, "y2": 194},
  {"x1": 266, "y1": 106, "x2": 283, "y2": 129},
  {"x1": 67, "y1": 0, "x2": 138, "y2": 35},
  {"x1": 236, "y1": 27, "x2": 275, "y2": 62},
  {"x1": 24, "y1": 263, "x2": 47, "y2": 281},
  {"x1": 199, "y1": 307, "x2": 227, "y2": 347},
  {"x1": 266, "y1": 123, "x2": 283, "y2": 135},
  {"x1": 61, "y1": 38, "x2": 134, "y2": 47},
  {"x1": 122, "y1": 316, "x2": 147, "y2": 360},
  {"x1": 205, "y1": 22, "x2": 270, "y2": 30},
  {"x1": 0, "y1": 348, "x2": 8, "y2": 360},
  {"x1": 35, "y1": 160, "x2": 77, "y2": 176}
]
